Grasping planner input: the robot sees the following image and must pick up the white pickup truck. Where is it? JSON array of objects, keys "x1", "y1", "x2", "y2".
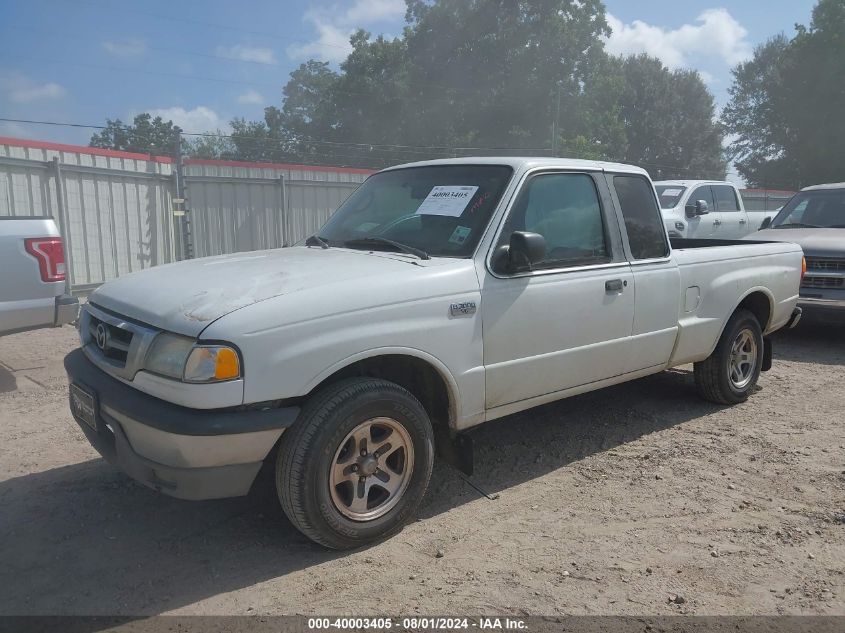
[
  {"x1": 65, "y1": 158, "x2": 804, "y2": 549},
  {"x1": 1, "y1": 216, "x2": 79, "y2": 336},
  {"x1": 655, "y1": 180, "x2": 774, "y2": 240}
]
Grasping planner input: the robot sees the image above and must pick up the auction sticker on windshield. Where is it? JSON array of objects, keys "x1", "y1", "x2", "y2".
[{"x1": 416, "y1": 186, "x2": 479, "y2": 217}]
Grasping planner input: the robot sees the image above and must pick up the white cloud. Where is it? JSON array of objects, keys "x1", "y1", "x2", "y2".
[
  {"x1": 287, "y1": 0, "x2": 405, "y2": 62},
  {"x1": 237, "y1": 90, "x2": 264, "y2": 105},
  {"x1": 102, "y1": 38, "x2": 146, "y2": 57},
  {"x1": 605, "y1": 9, "x2": 752, "y2": 70},
  {"x1": 216, "y1": 45, "x2": 277, "y2": 64},
  {"x1": 698, "y1": 70, "x2": 716, "y2": 84},
  {"x1": 0, "y1": 72, "x2": 66, "y2": 103},
  {"x1": 146, "y1": 106, "x2": 227, "y2": 133}
]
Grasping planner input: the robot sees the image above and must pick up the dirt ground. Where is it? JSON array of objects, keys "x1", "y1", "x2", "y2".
[{"x1": 0, "y1": 316, "x2": 843, "y2": 617}]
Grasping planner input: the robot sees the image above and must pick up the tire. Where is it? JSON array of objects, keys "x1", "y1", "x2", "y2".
[
  {"x1": 694, "y1": 309, "x2": 764, "y2": 405},
  {"x1": 276, "y1": 377, "x2": 435, "y2": 549}
]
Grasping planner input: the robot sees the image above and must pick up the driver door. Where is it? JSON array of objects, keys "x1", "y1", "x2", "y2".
[
  {"x1": 685, "y1": 185, "x2": 720, "y2": 238},
  {"x1": 479, "y1": 171, "x2": 635, "y2": 410}
]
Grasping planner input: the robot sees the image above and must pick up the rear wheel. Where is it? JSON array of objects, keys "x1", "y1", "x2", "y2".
[
  {"x1": 276, "y1": 377, "x2": 434, "y2": 549},
  {"x1": 694, "y1": 309, "x2": 763, "y2": 405}
]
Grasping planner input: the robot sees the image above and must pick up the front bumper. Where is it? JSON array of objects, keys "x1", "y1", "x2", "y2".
[{"x1": 64, "y1": 348, "x2": 300, "y2": 500}]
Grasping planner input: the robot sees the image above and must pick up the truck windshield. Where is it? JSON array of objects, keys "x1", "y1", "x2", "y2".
[
  {"x1": 654, "y1": 185, "x2": 687, "y2": 209},
  {"x1": 316, "y1": 165, "x2": 513, "y2": 257},
  {"x1": 771, "y1": 189, "x2": 845, "y2": 228}
]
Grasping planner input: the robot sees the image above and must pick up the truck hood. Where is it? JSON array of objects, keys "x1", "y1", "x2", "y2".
[
  {"x1": 748, "y1": 228, "x2": 845, "y2": 258},
  {"x1": 89, "y1": 247, "x2": 445, "y2": 337}
]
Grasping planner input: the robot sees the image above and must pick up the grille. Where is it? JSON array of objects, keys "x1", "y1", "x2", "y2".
[
  {"x1": 801, "y1": 276, "x2": 845, "y2": 289},
  {"x1": 88, "y1": 315, "x2": 134, "y2": 365},
  {"x1": 805, "y1": 257, "x2": 845, "y2": 272}
]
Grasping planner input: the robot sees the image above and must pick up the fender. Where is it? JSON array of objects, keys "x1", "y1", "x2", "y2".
[
  {"x1": 705, "y1": 286, "x2": 775, "y2": 358},
  {"x1": 303, "y1": 345, "x2": 463, "y2": 428}
]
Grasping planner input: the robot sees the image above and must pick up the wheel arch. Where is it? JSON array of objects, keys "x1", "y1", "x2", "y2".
[
  {"x1": 304, "y1": 348, "x2": 460, "y2": 430},
  {"x1": 733, "y1": 288, "x2": 774, "y2": 333}
]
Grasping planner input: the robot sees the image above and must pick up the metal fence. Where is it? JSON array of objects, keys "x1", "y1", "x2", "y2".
[
  {"x1": 183, "y1": 160, "x2": 368, "y2": 258},
  {"x1": 740, "y1": 189, "x2": 795, "y2": 212},
  {"x1": 0, "y1": 138, "x2": 370, "y2": 293}
]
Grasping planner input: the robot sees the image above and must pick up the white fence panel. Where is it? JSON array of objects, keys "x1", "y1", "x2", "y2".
[{"x1": 0, "y1": 139, "x2": 371, "y2": 291}]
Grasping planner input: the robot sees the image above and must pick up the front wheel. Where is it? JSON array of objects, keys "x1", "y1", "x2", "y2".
[
  {"x1": 694, "y1": 309, "x2": 764, "y2": 405},
  {"x1": 276, "y1": 378, "x2": 434, "y2": 549}
]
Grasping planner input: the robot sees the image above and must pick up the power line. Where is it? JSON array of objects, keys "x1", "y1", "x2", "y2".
[
  {"x1": 0, "y1": 117, "x2": 555, "y2": 155},
  {"x1": 1, "y1": 117, "x2": 793, "y2": 186}
]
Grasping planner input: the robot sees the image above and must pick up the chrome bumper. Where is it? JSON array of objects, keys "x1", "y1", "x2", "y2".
[{"x1": 799, "y1": 297, "x2": 845, "y2": 309}]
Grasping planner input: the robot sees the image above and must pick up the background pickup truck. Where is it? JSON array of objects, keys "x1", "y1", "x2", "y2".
[
  {"x1": 64, "y1": 157, "x2": 804, "y2": 549},
  {"x1": 1, "y1": 216, "x2": 78, "y2": 336},
  {"x1": 655, "y1": 180, "x2": 774, "y2": 239}
]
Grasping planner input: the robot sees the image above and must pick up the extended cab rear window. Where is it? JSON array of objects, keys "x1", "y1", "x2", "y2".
[{"x1": 612, "y1": 175, "x2": 670, "y2": 260}]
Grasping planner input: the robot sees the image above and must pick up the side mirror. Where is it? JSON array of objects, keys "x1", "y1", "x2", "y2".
[
  {"x1": 685, "y1": 200, "x2": 710, "y2": 218},
  {"x1": 492, "y1": 231, "x2": 547, "y2": 274},
  {"x1": 760, "y1": 216, "x2": 772, "y2": 230}
]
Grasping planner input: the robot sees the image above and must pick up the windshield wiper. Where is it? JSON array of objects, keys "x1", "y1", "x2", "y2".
[
  {"x1": 305, "y1": 234, "x2": 330, "y2": 249},
  {"x1": 343, "y1": 237, "x2": 430, "y2": 260},
  {"x1": 773, "y1": 222, "x2": 820, "y2": 229}
]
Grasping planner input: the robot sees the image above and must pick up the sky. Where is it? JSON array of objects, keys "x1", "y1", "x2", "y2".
[{"x1": 0, "y1": 0, "x2": 819, "y2": 154}]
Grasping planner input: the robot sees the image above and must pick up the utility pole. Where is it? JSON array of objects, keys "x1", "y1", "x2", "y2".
[
  {"x1": 551, "y1": 83, "x2": 561, "y2": 156},
  {"x1": 172, "y1": 131, "x2": 193, "y2": 260}
]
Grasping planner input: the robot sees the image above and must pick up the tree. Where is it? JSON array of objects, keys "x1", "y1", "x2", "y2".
[
  {"x1": 183, "y1": 131, "x2": 236, "y2": 160},
  {"x1": 721, "y1": 36, "x2": 794, "y2": 187},
  {"x1": 614, "y1": 55, "x2": 725, "y2": 180},
  {"x1": 90, "y1": 113, "x2": 182, "y2": 156},
  {"x1": 196, "y1": 0, "x2": 725, "y2": 173},
  {"x1": 723, "y1": 0, "x2": 845, "y2": 187}
]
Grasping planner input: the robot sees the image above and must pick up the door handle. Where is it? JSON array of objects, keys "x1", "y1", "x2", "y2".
[
  {"x1": 739, "y1": 219, "x2": 747, "y2": 224},
  {"x1": 605, "y1": 279, "x2": 625, "y2": 293},
  {"x1": 713, "y1": 219, "x2": 722, "y2": 226}
]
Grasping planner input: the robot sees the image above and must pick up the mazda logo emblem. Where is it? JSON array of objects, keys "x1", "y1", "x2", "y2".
[{"x1": 95, "y1": 323, "x2": 109, "y2": 351}]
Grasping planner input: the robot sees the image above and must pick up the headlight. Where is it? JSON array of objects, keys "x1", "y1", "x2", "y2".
[
  {"x1": 184, "y1": 346, "x2": 241, "y2": 383},
  {"x1": 145, "y1": 334, "x2": 241, "y2": 383},
  {"x1": 145, "y1": 333, "x2": 195, "y2": 379}
]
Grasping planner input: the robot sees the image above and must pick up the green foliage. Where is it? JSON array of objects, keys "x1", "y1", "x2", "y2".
[
  {"x1": 252, "y1": 0, "x2": 724, "y2": 175},
  {"x1": 183, "y1": 130, "x2": 236, "y2": 159},
  {"x1": 94, "y1": 0, "x2": 727, "y2": 177},
  {"x1": 723, "y1": 0, "x2": 845, "y2": 187},
  {"x1": 615, "y1": 55, "x2": 725, "y2": 179},
  {"x1": 89, "y1": 113, "x2": 182, "y2": 156}
]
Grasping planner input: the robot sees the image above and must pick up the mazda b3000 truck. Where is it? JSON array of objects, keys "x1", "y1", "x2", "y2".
[{"x1": 65, "y1": 157, "x2": 804, "y2": 549}]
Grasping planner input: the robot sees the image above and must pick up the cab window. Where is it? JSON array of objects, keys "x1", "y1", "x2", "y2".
[
  {"x1": 713, "y1": 185, "x2": 740, "y2": 211},
  {"x1": 687, "y1": 185, "x2": 716, "y2": 212},
  {"x1": 497, "y1": 173, "x2": 609, "y2": 271},
  {"x1": 612, "y1": 175, "x2": 670, "y2": 260}
]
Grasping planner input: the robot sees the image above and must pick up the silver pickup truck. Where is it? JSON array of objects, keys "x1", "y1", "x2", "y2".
[
  {"x1": 746, "y1": 182, "x2": 845, "y2": 315},
  {"x1": 64, "y1": 157, "x2": 804, "y2": 549},
  {"x1": 0, "y1": 217, "x2": 79, "y2": 336}
]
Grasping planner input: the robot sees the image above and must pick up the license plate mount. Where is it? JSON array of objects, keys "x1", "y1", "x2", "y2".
[{"x1": 70, "y1": 383, "x2": 98, "y2": 431}]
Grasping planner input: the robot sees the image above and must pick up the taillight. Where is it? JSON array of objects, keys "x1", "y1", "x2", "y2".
[{"x1": 24, "y1": 237, "x2": 66, "y2": 282}]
